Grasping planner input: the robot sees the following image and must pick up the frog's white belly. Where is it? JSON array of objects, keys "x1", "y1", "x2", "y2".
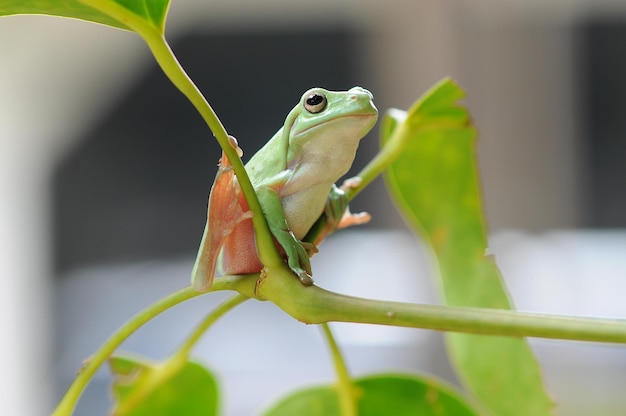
[
  {"x1": 281, "y1": 183, "x2": 330, "y2": 239},
  {"x1": 275, "y1": 113, "x2": 376, "y2": 239}
]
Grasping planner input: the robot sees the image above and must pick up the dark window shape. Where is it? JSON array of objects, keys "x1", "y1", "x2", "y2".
[{"x1": 578, "y1": 21, "x2": 626, "y2": 227}]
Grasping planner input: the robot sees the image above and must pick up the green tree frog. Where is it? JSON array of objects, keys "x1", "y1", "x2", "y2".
[{"x1": 192, "y1": 87, "x2": 378, "y2": 292}]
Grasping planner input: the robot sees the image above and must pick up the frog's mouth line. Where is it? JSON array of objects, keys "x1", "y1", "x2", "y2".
[{"x1": 293, "y1": 112, "x2": 378, "y2": 136}]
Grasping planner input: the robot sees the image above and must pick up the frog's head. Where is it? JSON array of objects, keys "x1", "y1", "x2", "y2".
[
  {"x1": 289, "y1": 87, "x2": 378, "y2": 146},
  {"x1": 279, "y1": 86, "x2": 378, "y2": 184}
]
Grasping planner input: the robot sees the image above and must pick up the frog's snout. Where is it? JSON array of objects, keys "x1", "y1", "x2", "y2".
[{"x1": 349, "y1": 86, "x2": 374, "y2": 100}]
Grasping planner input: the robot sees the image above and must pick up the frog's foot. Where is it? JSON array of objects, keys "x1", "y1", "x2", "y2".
[
  {"x1": 340, "y1": 176, "x2": 363, "y2": 192},
  {"x1": 227, "y1": 134, "x2": 244, "y2": 157},
  {"x1": 271, "y1": 225, "x2": 314, "y2": 286},
  {"x1": 337, "y1": 208, "x2": 371, "y2": 229},
  {"x1": 282, "y1": 232, "x2": 314, "y2": 286},
  {"x1": 301, "y1": 241, "x2": 319, "y2": 257},
  {"x1": 296, "y1": 270, "x2": 314, "y2": 286},
  {"x1": 324, "y1": 185, "x2": 350, "y2": 230},
  {"x1": 257, "y1": 186, "x2": 315, "y2": 287},
  {"x1": 324, "y1": 184, "x2": 371, "y2": 229}
]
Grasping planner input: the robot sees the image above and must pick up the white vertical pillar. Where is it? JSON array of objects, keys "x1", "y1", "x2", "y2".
[{"x1": 0, "y1": 16, "x2": 145, "y2": 415}]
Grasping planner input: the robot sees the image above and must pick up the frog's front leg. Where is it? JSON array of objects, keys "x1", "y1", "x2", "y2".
[
  {"x1": 313, "y1": 181, "x2": 371, "y2": 245},
  {"x1": 256, "y1": 186, "x2": 314, "y2": 285},
  {"x1": 331, "y1": 180, "x2": 372, "y2": 228}
]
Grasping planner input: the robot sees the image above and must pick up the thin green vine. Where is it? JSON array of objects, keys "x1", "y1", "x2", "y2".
[
  {"x1": 138, "y1": 31, "x2": 284, "y2": 270},
  {"x1": 80, "y1": 0, "x2": 283, "y2": 271},
  {"x1": 112, "y1": 294, "x2": 249, "y2": 415},
  {"x1": 51, "y1": 277, "x2": 254, "y2": 416},
  {"x1": 51, "y1": 286, "x2": 202, "y2": 416},
  {"x1": 175, "y1": 293, "x2": 249, "y2": 359},
  {"x1": 321, "y1": 323, "x2": 357, "y2": 416}
]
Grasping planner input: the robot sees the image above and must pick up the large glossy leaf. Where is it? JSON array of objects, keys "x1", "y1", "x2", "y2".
[
  {"x1": 263, "y1": 373, "x2": 481, "y2": 416},
  {"x1": 109, "y1": 353, "x2": 219, "y2": 416},
  {"x1": 381, "y1": 78, "x2": 553, "y2": 415},
  {"x1": 0, "y1": 0, "x2": 169, "y2": 32}
]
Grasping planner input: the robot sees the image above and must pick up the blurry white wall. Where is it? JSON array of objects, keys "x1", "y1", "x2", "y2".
[
  {"x1": 1, "y1": 1, "x2": 626, "y2": 415},
  {"x1": 0, "y1": 15, "x2": 147, "y2": 416}
]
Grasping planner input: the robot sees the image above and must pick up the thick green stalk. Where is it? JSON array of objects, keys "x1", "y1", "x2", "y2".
[
  {"x1": 213, "y1": 273, "x2": 626, "y2": 345},
  {"x1": 254, "y1": 268, "x2": 626, "y2": 344}
]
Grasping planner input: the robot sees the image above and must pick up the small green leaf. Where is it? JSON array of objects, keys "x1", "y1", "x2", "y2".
[
  {"x1": 0, "y1": 0, "x2": 170, "y2": 33},
  {"x1": 111, "y1": 0, "x2": 168, "y2": 28},
  {"x1": 109, "y1": 353, "x2": 219, "y2": 416},
  {"x1": 381, "y1": 78, "x2": 553, "y2": 415},
  {"x1": 263, "y1": 373, "x2": 481, "y2": 416},
  {"x1": 263, "y1": 385, "x2": 339, "y2": 416},
  {"x1": 0, "y1": 0, "x2": 125, "y2": 29}
]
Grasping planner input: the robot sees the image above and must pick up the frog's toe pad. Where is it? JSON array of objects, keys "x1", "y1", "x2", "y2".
[
  {"x1": 297, "y1": 271, "x2": 314, "y2": 286},
  {"x1": 340, "y1": 176, "x2": 363, "y2": 191},
  {"x1": 301, "y1": 241, "x2": 319, "y2": 256},
  {"x1": 338, "y1": 210, "x2": 371, "y2": 229}
]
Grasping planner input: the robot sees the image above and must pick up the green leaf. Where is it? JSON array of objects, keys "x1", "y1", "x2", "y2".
[
  {"x1": 263, "y1": 373, "x2": 481, "y2": 416},
  {"x1": 381, "y1": 78, "x2": 553, "y2": 415},
  {"x1": 109, "y1": 353, "x2": 219, "y2": 416},
  {"x1": 111, "y1": 0, "x2": 169, "y2": 28},
  {"x1": 0, "y1": 0, "x2": 170, "y2": 32}
]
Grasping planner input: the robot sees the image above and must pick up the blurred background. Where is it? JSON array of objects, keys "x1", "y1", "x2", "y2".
[{"x1": 1, "y1": 1, "x2": 625, "y2": 415}]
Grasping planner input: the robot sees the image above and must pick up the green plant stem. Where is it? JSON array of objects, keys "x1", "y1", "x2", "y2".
[
  {"x1": 52, "y1": 278, "x2": 251, "y2": 416},
  {"x1": 321, "y1": 323, "x2": 357, "y2": 416},
  {"x1": 113, "y1": 294, "x2": 248, "y2": 415},
  {"x1": 345, "y1": 115, "x2": 408, "y2": 202},
  {"x1": 80, "y1": 0, "x2": 282, "y2": 270},
  {"x1": 251, "y1": 269, "x2": 626, "y2": 344},
  {"x1": 141, "y1": 32, "x2": 283, "y2": 269},
  {"x1": 138, "y1": 31, "x2": 282, "y2": 268},
  {"x1": 176, "y1": 293, "x2": 249, "y2": 358},
  {"x1": 52, "y1": 286, "x2": 203, "y2": 416}
]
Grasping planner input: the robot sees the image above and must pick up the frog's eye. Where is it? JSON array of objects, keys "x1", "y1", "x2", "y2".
[{"x1": 304, "y1": 92, "x2": 327, "y2": 114}]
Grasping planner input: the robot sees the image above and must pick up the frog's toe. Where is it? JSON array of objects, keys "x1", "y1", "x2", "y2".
[
  {"x1": 338, "y1": 210, "x2": 371, "y2": 229},
  {"x1": 297, "y1": 271, "x2": 314, "y2": 286},
  {"x1": 301, "y1": 241, "x2": 319, "y2": 256}
]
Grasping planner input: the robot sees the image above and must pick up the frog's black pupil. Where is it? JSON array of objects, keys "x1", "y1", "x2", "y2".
[{"x1": 307, "y1": 94, "x2": 324, "y2": 106}]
